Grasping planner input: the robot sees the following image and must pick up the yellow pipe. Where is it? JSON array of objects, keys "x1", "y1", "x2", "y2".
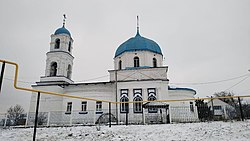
[
  {"x1": 1, "y1": 59, "x2": 250, "y2": 104},
  {"x1": 115, "y1": 95, "x2": 250, "y2": 104},
  {"x1": 0, "y1": 59, "x2": 113, "y2": 103}
]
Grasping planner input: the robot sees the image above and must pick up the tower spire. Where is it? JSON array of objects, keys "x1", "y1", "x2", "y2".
[
  {"x1": 63, "y1": 14, "x2": 66, "y2": 27},
  {"x1": 137, "y1": 16, "x2": 139, "y2": 34}
]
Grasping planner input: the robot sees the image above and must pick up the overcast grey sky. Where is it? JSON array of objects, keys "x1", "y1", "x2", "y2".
[{"x1": 0, "y1": 0, "x2": 250, "y2": 113}]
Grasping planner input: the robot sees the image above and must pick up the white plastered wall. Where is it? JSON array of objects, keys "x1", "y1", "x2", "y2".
[
  {"x1": 50, "y1": 34, "x2": 74, "y2": 53},
  {"x1": 109, "y1": 67, "x2": 168, "y2": 82},
  {"x1": 116, "y1": 80, "x2": 169, "y2": 122},
  {"x1": 168, "y1": 90, "x2": 199, "y2": 122},
  {"x1": 29, "y1": 85, "x2": 64, "y2": 113},
  {"x1": 45, "y1": 52, "x2": 73, "y2": 77},
  {"x1": 63, "y1": 83, "x2": 115, "y2": 112},
  {"x1": 114, "y1": 51, "x2": 163, "y2": 70}
]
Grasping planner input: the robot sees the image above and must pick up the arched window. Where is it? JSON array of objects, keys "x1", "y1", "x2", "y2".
[
  {"x1": 134, "y1": 57, "x2": 140, "y2": 67},
  {"x1": 118, "y1": 60, "x2": 122, "y2": 70},
  {"x1": 50, "y1": 62, "x2": 57, "y2": 76},
  {"x1": 153, "y1": 58, "x2": 157, "y2": 68},
  {"x1": 148, "y1": 96, "x2": 156, "y2": 101},
  {"x1": 55, "y1": 38, "x2": 60, "y2": 49},
  {"x1": 148, "y1": 96, "x2": 157, "y2": 113},
  {"x1": 120, "y1": 97, "x2": 129, "y2": 113},
  {"x1": 133, "y1": 96, "x2": 143, "y2": 113},
  {"x1": 67, "y1": 64, "x2": 72, "y2": 79},
  {"x1": 68, "y1": 41, "x2": 71, "y2": 52}
]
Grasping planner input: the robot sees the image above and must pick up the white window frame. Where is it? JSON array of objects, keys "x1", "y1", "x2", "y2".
[
  {"x1": 190, "y1": 102, "x2": 194, "y2": 112},
  {"x1": 153, "y1": 58, "x2": 157, "y2": 68},
  {"x1": 55, "y1": 38, "x2": 60, "y2": 49},
  {"x1": 66, "y1": 102, "x2": 72, "y2": 112},
  {"x1": 81, "y1": 101, "x2": 87, "y2": 112},
  {"x1": 134, "y1": 57, "x2": 140, "y2": 67},
  {"x1": 133, "y1": 96, "x2": 143, "y2": 113},
  {"x1": 120, "y1": 97, "x2": 129, "y2": 113},
  {"x1": 96, "y1": 101, "x2": 102, "y2": 112}
]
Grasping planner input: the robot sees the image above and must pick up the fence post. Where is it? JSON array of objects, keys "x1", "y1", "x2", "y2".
[
  {"x1": 210, "y1": 96, "x2": 214, "y2": 121},
  {"x1": 109, "y1": 102, "x2": 111, "y2": 127},
  {"x1": 115, "y1": 70, "x2": 118, "y2": 125},
  {"x1": 25, "y1": 112, "x2": 29, "y2": 127},
  {"x1": 93, "y1": 109, "x2": 96, "y2": 125},
  {"x1": 125, "y1": 108, "x2": 128, "y2": 126},
  {"x1": 4, "y1": 113, "x2": 7, "y2": 128},
  {"x1": 0, "y1": 61, "x2": 6, "y2": 93},
  {"x1": 142, "y1": 108, "x2": 145, "y2": 124},
  {"x1": 168, "y1": 105, "x2": 172, "y2": 123},
  {"x1": 33, "y1": 92, "x2": 40, "y2": 141},
  {"x1": 70, "y1": 112, "x2": 72, "y2": 126},
  {"x1": 238, "y1": 97, "x2": 244, "y2": 121},
  {"x1": 47, "y1": 112, "x2": 50, "y2": 127}
]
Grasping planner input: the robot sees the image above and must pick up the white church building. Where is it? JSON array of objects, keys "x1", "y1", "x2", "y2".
[{"x1": 28, "y1": 18, "x2": 198, "y2": 125}]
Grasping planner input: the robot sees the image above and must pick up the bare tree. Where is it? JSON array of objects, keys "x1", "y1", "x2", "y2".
[
  {"x1": 213, "y1": 91, "x2": 239, "y2": 106},
  {"x1": 214, "y1": 91, "x2": 243, "y2": 120},
  {"x1": 7, "y1": 104, "x2": 25, "y2": 125},
  {"x1": 37, "y1": 112, "x2": 47, "y2": 125}
]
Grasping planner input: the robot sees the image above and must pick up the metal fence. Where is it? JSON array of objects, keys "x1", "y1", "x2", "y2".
[
  {"x1": 196, "y1": 97, "x2": 250, "y2": 121},
  {"x1": 1, "y1": 96, "x2": 249, "y2": 128},
  {"x1": 25, "y1": 107, "x2": 190, "y2": 126}
]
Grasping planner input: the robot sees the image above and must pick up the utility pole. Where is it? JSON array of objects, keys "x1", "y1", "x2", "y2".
[
  {"x1": 115, "y1": 70, "x2": 118, "y2": 124},
  {"x1": 109, "y1": 102, "x2": 111, "y2": 127},
  {"x1": 0, "y1": 62, "x2": 6, "y2": 93},
  {"x1": 238, "y1": 97, "x2": 244, "y2": 121},
  {"x1": 33, "y1": 92, "x2": 41, "y2": 141}
]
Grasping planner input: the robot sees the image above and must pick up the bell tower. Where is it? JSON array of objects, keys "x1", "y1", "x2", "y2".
[{"x1": 40, "y1": 15, "x2": 74, "y2": 84}]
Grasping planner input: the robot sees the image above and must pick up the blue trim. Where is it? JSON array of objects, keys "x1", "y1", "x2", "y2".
[
  {"x1": 168, "y1": 86, "x2": 196, "y2": 94},
  {"x1": 125, "y1": 66, "x2": 151, "y2": 70},
  {"x1": 115, "y1": 33, "x2": 162, "y2": 57}
]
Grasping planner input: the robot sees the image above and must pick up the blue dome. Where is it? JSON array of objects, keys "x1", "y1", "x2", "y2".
[
  {"x1": 54, "y1": 26, "x2": 71, "y2": 37},
  {"x1": 115, "y1": 32, "x2": 162, "y2": 57}
]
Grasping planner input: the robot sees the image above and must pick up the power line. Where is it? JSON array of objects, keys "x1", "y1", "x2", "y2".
[
  {"x1": 4, "y1": 77, "x2": 33, "y2": 84},
  {"x1": 3, "y1": 72, "x2": 250, "y2": 87},
  {"x1": 170, "y1": 73, "x2": 250, "y2": 85},
  {"x1": 138, "y1": 71, "x2": 155, "y2": 80},
  {"x1": 224, "y1": 75, "x2": 250, "y2": 91},
  {"x1": 75, "y1": 74, "x2": 109, "y2": 82},
  {"x1": 119, "y1": 71, "x2": 138, "y2": 81}
]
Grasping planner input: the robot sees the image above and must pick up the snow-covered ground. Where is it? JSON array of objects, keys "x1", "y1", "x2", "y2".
[{"x1": 1, "y1": 121, "x2": 250, "y2": 141}]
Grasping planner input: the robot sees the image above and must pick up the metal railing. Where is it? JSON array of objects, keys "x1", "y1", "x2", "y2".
[{"x1": 2, "y1": 96, "x2": 250, "y2": 128}]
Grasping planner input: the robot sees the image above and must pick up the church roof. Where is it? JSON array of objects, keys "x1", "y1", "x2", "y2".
[
  {"x1": 54, "y1": 26, "x2": 71, "y2": 37},
  {"x1": 168, "y1": 86, "x2": 196, "y2": 94},
  {"x1": 115, "y1": 31, "x2": 162, "y2": 57}
]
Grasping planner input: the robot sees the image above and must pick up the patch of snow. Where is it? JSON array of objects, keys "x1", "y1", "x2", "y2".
[{"x1": 1, "y1": 121, "x2": 250, "y2": 141}]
